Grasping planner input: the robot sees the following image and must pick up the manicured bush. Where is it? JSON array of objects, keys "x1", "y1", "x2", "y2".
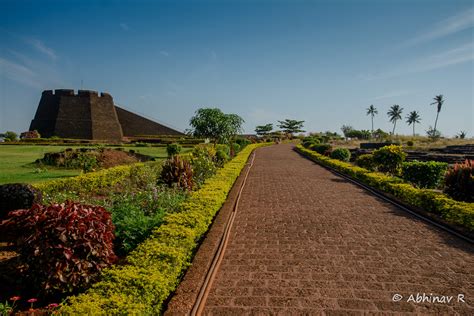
[
  {"x1": 406, "y1": 140, "x2": 414, "y2": 147},
  {"x1": 0, "y1": 202, "x2": 117, "y2": 295},
  {"x1": 303, "y1": 139, "x2": 319, "y2": 148},
  {"x1": 62, "y1": 143, "x2": 270, "y2": 314},
  {"x1": 234, "y1": 137, "x2": 251, "y2": 149},
  {"x1": 401, "y1": 161, "x2": 448, "y2": 189},
  {"x1": 295, "y1": 145, "x2": 474, "y2": 231},
  {"x1": 160, "y1": 156, "x2": 194, "y2": 191},
  {"x1": 107, "y1": 187, "x2": 187, "y2": 255},
  {"x1": 330, "y1": 148, "x2": 351, "y2": 162},
  {"x1": 35, "y1": 161, "x2": 162, "y2": 197},
  {"x1": 214, "y1": 144, "x2": 230, "y2": 167},
  {"x1": 310, "y1": 143, "x2": 332, "y2": 156},
  {"x1": 0, "y1": 184, "x2": 42, "y2": 220},
  {"x1": 372, "y1": 145, "x2": 406, "y2": 174},
  {"x1": 444, "y1": 160, "x2": 474, "y2": 202},
  {"x1": 190, "y1": 152, "x2": 216, "y2": 187},
  {"x1": 231, "y1": 143, "x2": 241, "y2": 155},
  {"x1": 166, "y1": 143, "x2": 182, "y2": 157},
  {"x1": 355, "y1": 154, "x2": 376, "y2": 171}
]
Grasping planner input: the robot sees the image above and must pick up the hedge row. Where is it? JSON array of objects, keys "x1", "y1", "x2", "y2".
[
  {"x1": 295, "y1": 145, "x2": 474, "y2": 231},
  {"x1": 61, "y1": 143, "x2": 269, "y2": 314},
  {"x1": 34, "y1": 161, "x2": 162, "y2": 196}
]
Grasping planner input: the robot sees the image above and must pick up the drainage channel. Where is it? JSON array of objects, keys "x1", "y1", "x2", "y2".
[{"x1": 191, "y1": 151, "x2": 257, "y2": 315}]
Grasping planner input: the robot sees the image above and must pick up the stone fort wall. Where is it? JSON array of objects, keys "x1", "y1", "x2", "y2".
[{"x1": 30, "y1": 89, "x2": 182, "y2": 140}]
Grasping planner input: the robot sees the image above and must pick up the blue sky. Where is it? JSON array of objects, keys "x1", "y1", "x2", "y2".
[{"x1": 1, "y1": 0, "x2": 473, "y2": 137}]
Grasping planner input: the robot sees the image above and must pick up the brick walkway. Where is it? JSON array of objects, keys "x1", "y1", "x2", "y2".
[{"x1": 202, "y1": 144, "x2": 474, "y2": 315}]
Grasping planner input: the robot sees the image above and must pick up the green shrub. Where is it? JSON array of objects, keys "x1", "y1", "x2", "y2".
[
  {"x1": 3, "y1": 131, "x2": 18, "y2": 142},
  {"x1": 231, "y1": 143, "x2": 241, "y2": 155},
  {"x1": 406, "y1": 140, "x2": 414, "y2": 147},
  {"x1": 62, "y1": 143, "x2": 269, "y2": 314},
  {"x1": 401, "y1": 161, "x2": 448, "y2": 189},
  {"x1": 160, "y1": 156, "x2": 194, "y2": 191},
  {"x1": 234, "y1": 138, "x2": 251, "y2": 149},
  {"x1": 166, "y1": 143, "x2": 182, "y2": 157},
  {"x1": 107, "y1": 187, "x2": 187, "y2": 255},
  {"x1": 330, "y1": 148, "x2": 351, "y2": 162},
  {"x1": 310, "y1": 143, "x2": 332, "y2": 155},
  {"x1": 36, "y1": 162, "x2": 162, "y2": 197},
  {"x1": 372, "y1": 145, "x2": 406, "y2": 174},
  {"x1": 444, "y1": 160, "x2": 474, "y2": 202},
  {"x1": 191, "y1": 152, "x2": 217, "y2": 187},
  {"x1": 296, "y1": 145, "x2": 474, "y2": 231},
  {"x1": 214, "y1": 144, "x2": 230, "y2": 167},
  {"x1": 355, "y1": 154, "x2": 376, "y2": 171}
]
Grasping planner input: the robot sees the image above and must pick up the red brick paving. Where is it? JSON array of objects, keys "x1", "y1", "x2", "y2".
[{"x1": 202, "y1": 144, "x2": 474, "y2": 315}]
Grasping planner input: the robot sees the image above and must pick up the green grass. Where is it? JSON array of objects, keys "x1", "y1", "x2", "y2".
[{"x1": 0, "y1": 145, "x2": 192, "y2": 184}]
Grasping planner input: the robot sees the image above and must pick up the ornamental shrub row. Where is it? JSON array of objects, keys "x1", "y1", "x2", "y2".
[
  {"x1": 35, "y1": 161, "x2": 162, "y2": 196},
  {"x1": 296, "y1": 145, "x2": 474, "y2": 231},
  {"x1": 62, "y1": 143, "x2": 270, "y2": 314}
]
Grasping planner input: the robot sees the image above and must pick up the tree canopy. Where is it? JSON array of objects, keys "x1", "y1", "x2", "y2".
[
  {"x1": 189, "y1": 108, "x2": 244, "y2": 144},
  {"x1": 277, "y1": 119, "x2": 305, "y2": 135},
  {"x1": 255, "y1": 123, "x2": 273, "y2": 137}
]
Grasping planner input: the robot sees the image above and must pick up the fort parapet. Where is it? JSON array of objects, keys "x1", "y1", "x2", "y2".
[{"x1": 30, "y1": 89, "x2": 182, "y2": 140}]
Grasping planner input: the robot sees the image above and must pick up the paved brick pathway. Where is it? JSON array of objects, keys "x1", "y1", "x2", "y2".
[{"x1": 202, "y1": 144, "x2": 474, "y2": 315}]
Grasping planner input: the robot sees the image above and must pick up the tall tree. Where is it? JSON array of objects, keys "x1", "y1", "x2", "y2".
[
  {"x1": 277, "y1": 119, "x2": 305, "y2": 137},
  {"x1": 255, "y1": 123, "x2": 273, "y2": 137},
  {"x1": 189, "y1": 108, "x2": 244, "y2": 145},
  {"x1": 430, "y1": 94, "x2": 444, "y2": 135},
  {"x1": 406, "y1": 111, "x2": 421, "y2": 136},
  {"x1": 366, "y1": 105, "x2": 378, "y2": 133},
  {"x1": 387, "y1": 105, "x2": 403, "y2": 135}
]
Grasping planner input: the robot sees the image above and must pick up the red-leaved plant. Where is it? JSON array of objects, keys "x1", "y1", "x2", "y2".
[
  {"x1": 444, "y1": 159, "x2": 474, "y2": 202},
  {"x1": 1, "y1": 202, "x2": 117, "y2": 295}
]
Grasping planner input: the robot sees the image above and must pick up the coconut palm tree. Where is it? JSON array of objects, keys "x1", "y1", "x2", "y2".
[
  {"x1": 366, "y1": 105, "x2": 378, "y2": 133},
  {"x1": 430, "y1": 94, "x2": 444, "y2": 134},
  {"x1": 406, "y1": 111, "x2": 421, "y2": 136},
  {"x1": 387, "y1": 104, "x2": 403, "y2": 135}
]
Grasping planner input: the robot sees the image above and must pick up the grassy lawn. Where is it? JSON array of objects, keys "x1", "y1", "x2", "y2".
[{"x1": 0, "y1": 145, "x2": 192, "y2": 184}]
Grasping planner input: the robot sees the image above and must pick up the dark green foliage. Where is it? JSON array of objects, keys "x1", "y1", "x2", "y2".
[
  {"x1": 3, "y1": 131, "x2": 18, "y2": 142},
  {"x1": 160, "y1": 156, "x2": 194, "y2": 190},
  {"x1": 372, "y1": 145, "x2": 406, "y2": 174},
  {"x1": 401, "y1": 161, "x2": 448, "y2": 189},
  {"x1": 344, "y1": 129, "x2": 371, "y2": 140},
  {"x1": 191, "y1": 146, "x2": 217, "y2": 186},
  {"x1": 0, "y1": 184, "x2": 42, "y2": 220},
  {"x1": 310, "y1": 143, "x2": 332, "y2": 155},
  {"x1": 0, "y1": 202, "x2": 116, "y2": 295},
  {"x1": 215, "y1": 144, "x2": 230, "y2": 167},
  {"x1": 254, "y1": 124, "x2": 273, "y2": 136},
  {"x1": 106, "y1": 187, "x2": 187, "y2": 255},
  {"x1": 330, "y1": 148, "x2": 351, "y2": 162},
  {"x1": 231, "y1": 143, "x2": 241, "y2": 155},
  {"x1": 355, "y1": 154, "x2": 376, "y2": 171},
  {"x1": 234, "y1": 137, "x2": 251, "y2": 149},
  {"x1": 444, "y1": 160, "x2": 474, "y2": 202},
  {"x1": 406, "y1": 140, "x2": 414, "y2": 147},
  {"x1": 189, "y1": 108, "x2": 244, "y2": 144},
  {"x1": 166, "y1": 143, "x2": 182, "y2": 157},
  {"x1": 277, "y1": 119, "x2": 305, "y2": 135}
]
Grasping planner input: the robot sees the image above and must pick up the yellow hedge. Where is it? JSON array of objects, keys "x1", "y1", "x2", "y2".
[
  {"x1": 296, "y1": 145, "x2": 474, "y2": 231},
  {"x1": 61, "y1": 143, "x2": 270, "y2": 315}
]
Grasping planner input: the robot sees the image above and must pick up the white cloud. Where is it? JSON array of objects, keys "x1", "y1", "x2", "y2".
[
  {"x1": 405, "y1": 8, "x2": 474, "y2": 46},
  {"x1": 26, "y1": 38, "x2": 57, "y2": 60},
  {"x1": 160, "y1": 50, "x2": 170, "y2": 57},
  {"x1": 369, "y1": 90, "x2": 412, "y2": 101},
  {"x1": 361, "y1": 42, "x2": 474, "y2": 80},
  {"x1": 120, "y1": 23, "x2": 129, "y2": 31},
  {"x1": 0, "y1": 57, "x2": 42, "y2": 88}
]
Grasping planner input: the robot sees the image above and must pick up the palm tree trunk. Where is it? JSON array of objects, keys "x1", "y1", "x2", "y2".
[
  {"x1": 434, "y1": 111, "x2": 440, "y2": 133},
  {"x1": 392, "y1": 120, "x2": 396, "y2": 135},
  {"x1": 413, "y1": 123, "x2": 415, "y2": 137},
  {"x1": 371, "y1": 115, "x2": 374, "y2": 133}
]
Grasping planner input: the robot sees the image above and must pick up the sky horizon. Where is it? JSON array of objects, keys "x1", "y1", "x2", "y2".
[{"x1": 1, "y1": 0, "x2": 473, "y2": 137}]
